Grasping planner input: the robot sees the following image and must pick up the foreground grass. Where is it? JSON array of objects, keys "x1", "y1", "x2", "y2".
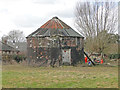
[{"x1": 2, "y1": 65, "x2": 118, "y2": 88}]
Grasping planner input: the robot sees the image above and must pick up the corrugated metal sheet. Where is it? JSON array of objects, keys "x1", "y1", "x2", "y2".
[{"x1": 27, "y1": 17, "x2": 83, "y2": 38}]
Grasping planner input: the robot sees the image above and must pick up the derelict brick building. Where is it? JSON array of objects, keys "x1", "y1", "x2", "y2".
[{"x1": 26, "y1": 17, "x2": 84, "y2": 66}]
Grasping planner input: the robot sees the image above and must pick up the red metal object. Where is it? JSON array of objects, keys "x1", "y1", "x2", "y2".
[
  {"x1": 101, "y1": 59, "x2": 103, "y2": 64},
  {"x1": 85, "y1": 57, "x2": 87, "y2": 63}
]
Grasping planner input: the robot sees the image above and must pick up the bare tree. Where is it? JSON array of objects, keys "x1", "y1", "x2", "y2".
[
  {"x1": 2, "y1": 30, "x2": 26, "y2": 44},
  {"x1": 2, "y1": 30, "x2": 27, "y2": 51},
  {"x1": 75, "y1": 2, "x2": 117, "y2": 38},
  {"x1": 75, "y1": 2, "x2": 118, "y2": 54}
]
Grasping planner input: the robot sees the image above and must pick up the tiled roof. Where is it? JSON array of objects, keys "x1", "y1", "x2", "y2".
[{"x1": 27, "y1": 17, "x2": 83, "y2": 38}]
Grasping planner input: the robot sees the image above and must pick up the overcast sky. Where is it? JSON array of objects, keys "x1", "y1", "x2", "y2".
[{"x1": 0, "y1": 0, "x2": 119, "y2": 38}]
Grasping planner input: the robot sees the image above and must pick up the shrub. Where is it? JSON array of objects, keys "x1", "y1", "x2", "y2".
[
  {"x1": 108, "y1": 54, "x2": 120, "y2": 59},
  {"x1": 13, "y1": 54, "x2": 26, "y2": 63}
]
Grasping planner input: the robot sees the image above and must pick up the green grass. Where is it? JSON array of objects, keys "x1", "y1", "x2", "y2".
[{"x1": 2, "y1": 65, "x2": 118, "y2": 88}]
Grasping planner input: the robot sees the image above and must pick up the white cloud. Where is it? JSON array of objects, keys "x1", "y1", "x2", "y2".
[
  {"x1": 0, "y1": 0, "x2": 119, "y2": 38},
  {"x1": 0, "y1": 0, "x2": 80, "y2": 37}
]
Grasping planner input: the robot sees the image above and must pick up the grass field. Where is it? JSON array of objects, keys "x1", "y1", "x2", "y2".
[{"x1": 2, "y1": 65, "x2": 118, "y2": 88}]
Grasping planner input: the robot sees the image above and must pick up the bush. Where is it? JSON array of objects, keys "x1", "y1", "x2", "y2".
[
  {"x1": 13, "y1": 54, "x2": 26, "y2": 63},
  {"x1": 108, "y1": 54, "x2": 120, "y2": 59}
]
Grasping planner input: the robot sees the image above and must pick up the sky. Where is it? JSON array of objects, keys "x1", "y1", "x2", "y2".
[{"x1": 0, "y1": 0, "x2": 119, "y2": 38}]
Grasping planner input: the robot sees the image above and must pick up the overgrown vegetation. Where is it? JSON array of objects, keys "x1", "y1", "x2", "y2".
[
  {"x1": 2, "y1": 65, "x2": 118, "y2": 88},
  {"x1": 13, "y1": 54, "x2": 26, "y2": 63},
  {"x1": 75, "y1": 2, "x2": 118, "y2": 55},
  {"x1": 108, "y1": 54, "x2": 120, "y2": 59}
]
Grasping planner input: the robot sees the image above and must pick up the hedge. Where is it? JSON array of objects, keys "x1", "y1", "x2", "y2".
[{"x1": 108, "y1": 54, "x2": 120, "y2": 59}]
